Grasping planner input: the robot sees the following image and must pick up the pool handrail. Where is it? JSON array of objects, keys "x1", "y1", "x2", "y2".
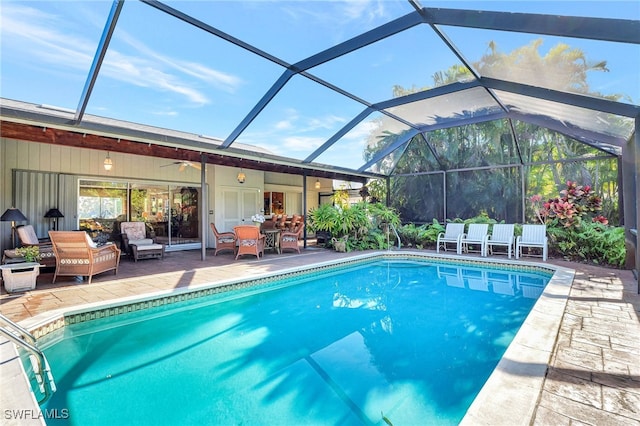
[{"x1": 0, "y1": 313, "x2": 56, "y2": 403}]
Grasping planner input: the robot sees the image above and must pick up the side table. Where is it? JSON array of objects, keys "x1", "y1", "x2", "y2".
[{"x1": 263, "y1": 229, "x2": 281, "y2": 254}]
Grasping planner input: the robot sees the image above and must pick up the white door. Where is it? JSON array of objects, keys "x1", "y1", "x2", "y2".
[
  {"x1": 242, "y1": 191, "x2": 260, "y2": 222},
  {"x1": 221, "y1": 189, "x2": 260, "y2": 232}
]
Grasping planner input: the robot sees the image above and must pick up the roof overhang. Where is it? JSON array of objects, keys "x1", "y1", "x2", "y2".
[{"x1": 0, "y1": 98, "x2": 380, "y2": 183}]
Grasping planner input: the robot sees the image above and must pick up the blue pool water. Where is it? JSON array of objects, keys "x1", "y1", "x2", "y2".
[{"x1": 39, "y1": 259, "x2": 550, "y2": 425}]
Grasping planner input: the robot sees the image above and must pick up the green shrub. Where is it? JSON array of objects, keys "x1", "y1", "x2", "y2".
[
  {"x1": 417, "y1": 220, "x2": 445, "y2": 247},
  {"x1": 308, "y1": 201, "x2": 401, "y2": 251},
  {"x1": 548, "y1": 222, "x2": 625, "y2": 267},
  {"x1": 398, "y1": 223, "x2": 421, "y2": 247}
]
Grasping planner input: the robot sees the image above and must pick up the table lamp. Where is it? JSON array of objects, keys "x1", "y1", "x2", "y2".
[
  {"x1": 44, "y1": 208, "x2": 64, "y2": 231},
  {"x1": 1, "y1": 207, "x2": 28, "y2": 249}
]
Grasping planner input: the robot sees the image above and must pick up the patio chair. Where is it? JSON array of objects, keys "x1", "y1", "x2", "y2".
[
  {"x1": 436, "y1": 223, "x2": 465, "y2": 254},
  {"x1": 459, "y1": 223, "x2": 489, "y2": 256},
  {"x1": 276, "y1": 214, "x2": 288, "y2": 231},
  {"x1": 281, "y1": 223, "x2": 304, "y2": 254},
  {"x1": 17, "y1": 225, "x2": 51, "y2": 248},
  {"x1": 261, "y1": 218, "x2": 277, "y2": 231},
  {"x1": 233, "y1": 225, "x2": 265, "y2": 260},
  {"x1": 15, "y1": 224, "x2": 56, "y2": 267},
  {"x1": 287, "y1": 214, "x2": 302, "y2": 232},
  {"x1": 120, "y1": 221, "x2": 165, "y2": 262},
  {"x1": 49, "y1": 231, "x2": 120, "y2": 284},
  {"x1": 210, "y1": 223, "x2": 236, "y2": 256},
  {"x1": 484, "y1": 224, "x2": 515, "y2": 259},
  {"x1": 516, "y1": 224, "x2": 548, "y2": 261}
]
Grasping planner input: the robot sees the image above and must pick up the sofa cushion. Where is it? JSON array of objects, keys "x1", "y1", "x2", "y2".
[
  {"x1": 121, "y1": 222, "x2": 147, "y2": 240},
  {"x1": 84, "y1": 232, "x2": 97, "y2": 248},
  {"x1": 129, "y1": 238, "x2": 154, "y2": 246}
]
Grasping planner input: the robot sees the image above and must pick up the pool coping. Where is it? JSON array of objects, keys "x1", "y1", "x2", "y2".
[{"x1": 6, "y1": 251, "x2": 574, "y2": 425}]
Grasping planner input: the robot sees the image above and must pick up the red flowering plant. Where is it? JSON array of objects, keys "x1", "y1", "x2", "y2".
[
  {"x1": 530, "y1": 181, "x2": 605, "y2": 229},
  {"x1": 530, "y1": 182, "x2": 623, "y2": 267}
]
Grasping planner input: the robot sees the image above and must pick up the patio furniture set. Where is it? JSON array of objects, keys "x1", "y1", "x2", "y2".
[
  {"x1": 436, "y1": 223, "x2": 548, "y2": 261},
  {"x1": 211, "y1": 222, "x2": 305, "y2": 260},
  {"x1": 1, "y1": 222, "x2": 167, "y2": 292}
]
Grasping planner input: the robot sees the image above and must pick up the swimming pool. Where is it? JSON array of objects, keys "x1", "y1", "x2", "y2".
[{"x1": 32, "y1": 256, "x2": 557, "y2": 425}]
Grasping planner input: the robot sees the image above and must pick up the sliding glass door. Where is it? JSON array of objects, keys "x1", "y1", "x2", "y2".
[{"x1": 78, "y1": 180, "x2": 202, "y2": 250}]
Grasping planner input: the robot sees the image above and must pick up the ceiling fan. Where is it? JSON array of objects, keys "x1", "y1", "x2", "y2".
[{"x1": 160, "y1": 161, "x2": 202, "y2": 172}]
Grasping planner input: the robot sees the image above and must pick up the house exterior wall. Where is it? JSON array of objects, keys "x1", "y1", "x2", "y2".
[
  {"x1": 0, "y1": 137, "x2": 324, "y2": 252},
  {"x1": 0, "y1": 138, "x2": 210, "y2": 250}
]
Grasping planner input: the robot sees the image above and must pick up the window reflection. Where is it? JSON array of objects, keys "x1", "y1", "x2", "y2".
[{"x1": 78, "y1": 180, "x2": 200, "y2": 249}]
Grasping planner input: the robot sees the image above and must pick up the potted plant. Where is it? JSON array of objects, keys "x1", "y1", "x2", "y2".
[
  {"x1": 0, "y1": 246, "x2": 41, "y2": 292},
  {"x1": 15, "y1": 246, "x2": 40, "y2": 263}
]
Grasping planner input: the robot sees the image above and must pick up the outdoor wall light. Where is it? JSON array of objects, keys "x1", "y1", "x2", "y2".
[
  {"x1": 237, "y1": 169, "x2": 246, "y2": 184},
  {"x1": 1, "y1": 207, "x2": 28, "y2": 249},
  {"x1": 104, "y1": 152, "x2": 113, "y2": 171},
  {"x1": 315, "y1": 179, "x2": 321, "y2": 189}
]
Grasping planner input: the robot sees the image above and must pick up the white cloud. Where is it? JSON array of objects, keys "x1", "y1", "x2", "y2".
[
  {"x1": 341, "y1": 0, "x2": 387, "y2": 22},
  {"x1": 152, "y1": 110, "x2": 179, "y2": 117},
  {"x1": 0, "y1": 3, "x2": 242, "y2": 106},
  {"x1": 306, "y1": 114, "x2": 347, "y2": 131},
  {"x1": 275, "y1": 120, "x2": 293, "y2": 130},
  {"x1": 281, "y1": 136, "x2": 325, "y2": 152},
  {"x1": 116, "y1": 31, "x2": 243, "y2": 94},
  {"x1": 100, "y1": 50, "x2": 210, "y2": 105},
  {"x1": 1, "y1": 5, "x2": 96, "y2": 71},
  {"x1": 346, "y1": 120, "x2": 379, "y2": 140}
]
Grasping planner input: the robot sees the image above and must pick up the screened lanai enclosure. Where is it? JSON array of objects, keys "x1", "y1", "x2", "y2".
[{"x1": 1, "y1": 1, "x2": 638, "y2": 270}]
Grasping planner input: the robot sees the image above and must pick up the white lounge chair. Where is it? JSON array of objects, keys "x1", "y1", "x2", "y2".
[
  {"x1": 516, "y1": 224, "x2": 548, "y2": 261},
  {"x1": 436, "y1": 223, "x2": 465, "y2": 254},
  {"x1": 484, "y1": 224, "x2": 515, "y2": 259},
  {"x1": 459, "y1": 223, "x2": 489, "y2": 256}
]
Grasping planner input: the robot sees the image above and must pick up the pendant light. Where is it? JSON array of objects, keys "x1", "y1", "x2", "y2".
[
  {"x1": 104, "y1": 152, "x2": 113, "y2": 171},
  {"x1": 237, "y1": 168, "x2": 246, "y2": 184}
]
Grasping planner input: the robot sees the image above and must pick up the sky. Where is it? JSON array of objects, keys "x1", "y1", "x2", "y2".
[{"x1": 1, "y1": 1, "x2": 638, "y2": 172}]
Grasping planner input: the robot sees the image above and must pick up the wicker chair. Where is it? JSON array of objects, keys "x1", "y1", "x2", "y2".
[
  {"x1": 210, "y1": 223, "x2": 236, "y2": 256},
  {"x1": 233, "y1": 225, "x2": 265, "y2": 260},
  {"x1": 276, "y1": 214, "x2": 287, "y2": 231},
  {"x1": 49, "y1": 231, "x2": 120, "y2": 284},
  {"x1": 280, "y1": 223, "x2": 304, "y2": 254},
  {"x1": 287, "y1": 214, "x2": 302, "y2": 231}
]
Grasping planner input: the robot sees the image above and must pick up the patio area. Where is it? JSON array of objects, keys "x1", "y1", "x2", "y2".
[{"x1": 1, "y1": 248, "x2": 638, "y2": 424}]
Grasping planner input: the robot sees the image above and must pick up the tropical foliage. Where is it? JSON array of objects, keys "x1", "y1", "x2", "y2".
[
  {"x1": 530, "y1": 181, "x2": 604, "y2": 228},
  {"x1": 362, "y1": 40, "x2": 620, "y2": 226},
  {"x1": 528, "y1": 181, "x2": 624, "y2": 266},
  {"x1": 307, "y1": 201, "x2": 401, "y2": 252},
  {"x1": 547, "y1": 222, "x2": 625, "y2": 267}
]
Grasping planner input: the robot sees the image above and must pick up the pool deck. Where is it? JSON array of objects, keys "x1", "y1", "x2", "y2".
[{"x1": 1, "y1": 247, "x2": 638, "y2": 425}]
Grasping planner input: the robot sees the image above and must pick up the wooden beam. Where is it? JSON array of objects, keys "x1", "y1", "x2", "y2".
[{"x1": 0, "y1": 120, "x2": 366, "y2": 182}]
